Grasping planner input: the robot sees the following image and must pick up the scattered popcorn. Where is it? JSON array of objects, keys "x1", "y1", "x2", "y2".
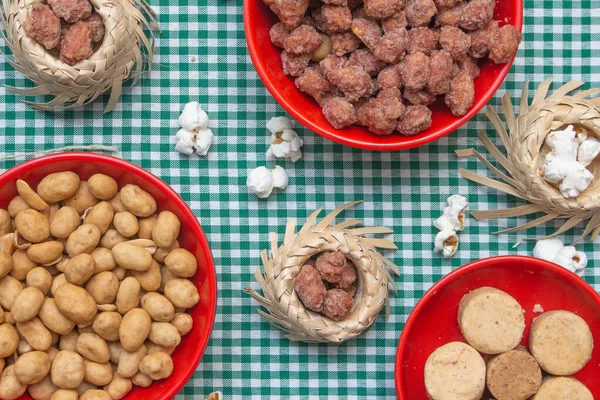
[
  {"x1": 205, "y1": 392, "x2": 223, "y2": 400},
  {"x1": 433, "y1": 195, "x2": 468, "y2": 258},
  {"x1": 175, "y1": 102, "x2": 213, "y2": 156},
  {"x1": 265, "y1": 116, "x2": 304, "y2": 162},
  {"x1": 247, "y1": 166, "x2": 288, "y2": 198},
  {"x1": 540, "y1": 125, "x2": 596, "y2": 198},
  {"x1": 533, "y1": 237, "x2": 588, "y2": 276},
  {"x1": 533, "y1": 304, "x2": 544, "y2": 313}
]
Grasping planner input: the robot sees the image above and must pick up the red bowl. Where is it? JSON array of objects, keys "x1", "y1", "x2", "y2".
[
  {"x1": 395, "y1": 256, "x2": 600, "y2": 399},
  {"x1": 0, "y1": 153, "x2": 217, "y2": 400},
  {"x1": 244, "y1": 1, "x2": 523, "y2": 150}
]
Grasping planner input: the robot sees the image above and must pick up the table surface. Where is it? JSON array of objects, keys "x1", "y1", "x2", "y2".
[{"x1": 1, "y1": 0, "x2": 599, "y2": 398}]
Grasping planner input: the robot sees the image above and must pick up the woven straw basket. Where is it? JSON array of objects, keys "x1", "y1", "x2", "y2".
[
  {"x1": 0, "y1": 0, "x2": 157, "y2": 112},
  {"x1": 244, "y1": 201, "x2": 399, "y2": 344},
  {"x1": 457, "y1": 79, "x2": 600, "y2": 242}
]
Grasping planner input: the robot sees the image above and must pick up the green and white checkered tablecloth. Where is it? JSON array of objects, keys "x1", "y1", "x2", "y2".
[{"x1": 0, "y1": 0, "x2": 599, "y2": 398}]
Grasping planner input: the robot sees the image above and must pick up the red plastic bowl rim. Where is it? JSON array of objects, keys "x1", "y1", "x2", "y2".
[
  {"x1": 0, "y1": 152, "x2": 217, "y2": 400},
  {"x1": 394, "y1": 255, "x2": 600, "y2": 397},
  {"x1": 243, "y1": 0, "x2": 524, "y2": 151}
]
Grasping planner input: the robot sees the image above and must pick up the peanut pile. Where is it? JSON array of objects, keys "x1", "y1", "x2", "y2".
[{"x1": 0, "y1": 171, "x2": 200, "y2": 400}]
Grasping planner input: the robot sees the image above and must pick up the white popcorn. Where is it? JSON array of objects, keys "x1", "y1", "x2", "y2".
[
  {"x1": 174, "y1": 128, "x2": 214, "y2": 156},
  {"x1": 541, "y1": 125, "x2": 596, "y2": 198},
  {"x1": 533, "y1": 237, "x2": 587, "y2": 276},
  {"x1": 178, "y1": 101, "x2": 209, "y2": 131},
  {"x1": 578, "y1": 137, "x2": 600, "y2": 167},
  {"x1": 247, "y1": 166, "x2": 288, "y2": 199},
  {"x1": 443, "y1": 194, "x2": 468, "y2": 231},
  {"x1": 434, "y1": 230, "x2": 459, "y2": 258},
  {"x1": 265, "y1": 117, "x2": 303, "y2": 162}
]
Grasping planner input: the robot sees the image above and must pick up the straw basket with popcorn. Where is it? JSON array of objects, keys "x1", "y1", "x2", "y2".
[
  {"x1": 457, "y1": 79, "x2": 600, "y2": 242},
  {"x1": 0, "y1": 0, "x2": 157, "y2": 112},
  {"x1": 244, "y1": 201, "x2": 399, "y2": 344}
]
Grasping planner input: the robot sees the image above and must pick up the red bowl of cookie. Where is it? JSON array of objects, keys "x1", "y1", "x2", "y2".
[{"x1": 244, "y1": 0, "x2": 523, "y2": 150}]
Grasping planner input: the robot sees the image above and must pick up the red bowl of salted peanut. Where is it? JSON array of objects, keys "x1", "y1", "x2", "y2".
[
  {"x1": 0, "y1": 153, "x2": 216, "y2": 400},
  {"x1": 245, "y1": 0, "x2": 523, "y2": 150}
]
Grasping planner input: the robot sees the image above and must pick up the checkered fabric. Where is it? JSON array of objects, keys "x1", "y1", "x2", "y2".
[{"x1": 0, "y1": 0, "x2": 599, "y2": 398}]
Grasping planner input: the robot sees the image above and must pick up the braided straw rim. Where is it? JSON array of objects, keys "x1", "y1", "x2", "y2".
[
  {"x1": 456, "y1": 79, "x2": 600, "y2": 243},
  {"x1": 244, "y1": 201, "x2": 400, "y2": 344},
  {"x1": 0, "y1": 0, "x2": 158, "y2": 112}
]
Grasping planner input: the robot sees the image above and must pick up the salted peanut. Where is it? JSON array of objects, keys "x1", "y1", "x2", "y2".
[
  {"x1": 50, "y1": 206, "x2": 80, "y2": 239},
  {"x1": 65, "y1": 224, "x2": 101, "y2": 257},
  {"x1": 132, "y1": 371, "x2": 153, "y2": 387},
  {"x1": 76, "y1": 381, "x2": 96, "y2": 396},
  {"x1": 115, "y1": 277, "x2": 140, "y2": 315},
  {"x1": 100, "y1": 228, "x2": 127, "y2": 249},
  {"x1": 83, "y1": 361, "x2": 113, "y2": 386},
  {"x1": 139, "y1": 352, "x2": 173, "y2": 380},
  {"x1": 0, "y1": 251, "x2": 12, "y2": 278},
  {"x1": 117, "y1": 344, "x2": 147, "y2": 378},
  {"x1": 54, "y1": 283, "x2": 97, "y2": 324},
  {"x1": 78, "y1": 324, "x2": 95, "y2": 334},
  {"x1": 84, "y1": 201, "x2": 114, "y2": 234},
  {"x1": 164, "y1": 279, "x2": 200, "y2": 309},
  {"x1": 76, "y1": 333, "x2": 110, "y2": 363},
  {"x1": 29, "y1": 374, "x2": 58, "y2": 400},
  {"x1": 148, "y1": 322, "x2": 181, "y2": 348},
  {"x1": 51, "y1": 350, "x2": 84, "y2": 389},
  {"x1": 108, "y1": 341, "x2": 122, "y2": 364},
  {"x1": 486, "y1": 347, "x2": 541, "y2": 400},
  {"x1": 152, "y1": 211, "x2": 180, "y2": 248},
  {"x1": 132, "y1": 259, "x2": 161, "y2": 292},
  {"x1": 63, "y1": 182, "x2": 99, "y2": 214},
  {"x1": 92, "y1": 312, "x2": 121, "y2": 342},
  {"x1": 15, "y1": 209, "x2": 50, "y2": 243},
  {"x1": 164, "y1": 248, "x2": 197, "y2": 278},
  {"x1": 58, "y1": 330, "x2": 79, "y2": 352},
  {"x1": 108, "y1": 193, "x2": 127, "y2": 213},
  {"x1": 0, "y1": 210, "x2": 10, "y2": 237},
  {"x1": 120, "y1": 308, "x2": 151, "y2": 352},
  {"x1": 38, "y1": 298, "x2": 75, "y2": 336},
  {"x1": 112, "y1": 242, "x2": 153, "y2": 271},
  {"x1": 97, "y1": 304, "x2": 117, "y2": 312},
  {"x1": 125, "y1": 239, "x2": 157, "y2": 254},
  {"x1": 137, "y1": 214, "x2": 157, "y2": 239},
  {"x1": 141, "y1": 292, "x2": 175, "y2": 322},
  {"x1": 0, "y1": 275, "x2": 22, "y2": 309},
  {"x1": 8, "y1": 196, "x2": 30, "y2": 218},
  {"x1": 64, "y1": 253, "x2": 95, "y2": 285},
  {"x1": 105, "y1": 373, "x2": 132, "y2": 400},
  {"x1": 425, "y1": 342, "x2": 486, "y2": 400},
  {"x1": 44, "y1": 203, "x2": 60, "y2": 225},
  {"x1": 113, "y1": 211, "x2": 139, "y2": 238},
  {"x1": 26, "y1": 241, "x2": 64, "y2": 265},
  {"x1": 18, "y1": 338, "x2": 33, "y2": 354},
  {"x1": 85, "y1": 271, "x2": 119, "y2": 305},
  {"x1": 0, "y1": 323, "x2": 19, "y2": 357},
  {"x1": 50, "y1": 273, "x2": 67, "y2": 297},
  {"x1": 3, "y1": 311, "x2": 14, "y2": 324},
  {"x1": 532, "y1": 376, "x2": 593, "y2": 400},
  {"x1": 0, "y1": 365, "x2": 27, "y2": 400},
  {"x1": 153, "y1": 240, "x2": 180, "y2": 263},
  {"x1": 87, "y1": 174, "x2": 118, "y2": 200},
  {"x1": 81, "y1": 389, "x2": 112, "y2": 400},
  {"x1": 90, "y1": 247, "x2": 116, "y2": 273},
  {"x1": 529, "y1": 310, "x2": 593, "y2": 375},
  {"x1": 51, "y1": 388, "x2": 79, "y2": 400},
  {"x1": 11, "y1": 287, "x2": 44, "y2": 322},
  {"x1": 14, "y1": 350, "x2": 50, "y2": 384},
  {"x1": 112, "y1": 266, "x2": 127, "y2": 281},
  {"x1": 37, "y1": 172, "x2": 80, "y2": 203},
  {"x1": 159, "y1": 266, "x2": 177, "y2": 292},
  {"x1": 10, "y1": 249, "x2": 37, "y2": 280},
  {"x1": 17, "y1": 317, "x2": 52, "y2": 351},
  {"x1": 46, "y1": 347, "x2": 59, "y2": 363},
  {"x1": 16, "y1": 180, "x2": 48, "y2": 210},
  {"x1": 171, "y1": 313, "x2": 193, "y2": 336},
  {"x1": 120, "y1": 184, "x2": 157, "y2": 218},
  {"x1": 0, "y1": 307, "x2": 3, "y2": 324},
  {"x1": 26, "y1": 267, "x2": 52, "y2": 294},
  {"x1": 145, "y1": 341, "x2": 175, "y2": 355},
  {"x1": 458, "y1": 287, "x2": 525, "y2": 354}
]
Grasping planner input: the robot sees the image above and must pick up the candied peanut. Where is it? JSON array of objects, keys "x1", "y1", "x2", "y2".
[
  {"x1": 315, "y1": 252, "x2": 346, "y2": 283},
  {"x1": 328, "y1": 66, "x2": 373, "y2": 102},
  {"x1": 382, "y1": 10, "x2": 407, "y2": 33},
  {"x1": 320, "y1": 5, "x2": 353, "y2": 33},
  {"x1": 365, "y1": 88, "x2": 405, "y2": 135},
  {"x1": 457, "y1": 56, "x2": 480, "y2": 79},
  {"x1": 295, "y1": 67, "x2": 332, "y2": 102},
  {"x1": 373, "y1": 28, "x2": 408, "y2": 63},
  {"x1": 60, "y1": 21, "x2": 92, "y2": 66},
  {"x1": 268, "y1": 0, "x2": 309, "y2": 30},
  {"x1": 354, "y1": 98, "x2": 372, "y2": 126},
  {"x1": 283, "y1": 24, "x2": 323, "y2": 54},
  {"x1": 351, "y1": 17, "x2": 381, "y2": 49},
  {"x1": 281, "y1": 51, "x2": 311, "y2": 76},
  {"x1": 434, "y1": 0, "x2": 461, "y2": 7},
  {"x1": 364, "y1": 0, "x2": 405, "y2": 20},
  {"x1": 397, "y1": 105, "x2": 432, "y2": 135},
  {"x1": 404, "y1": 88, "x2": 437, "y2": 106},
  {"x1": 377, "y1": 64, "x2": 403, "y2": 90},
  {"x1": 439, "y1": 26, "x2": 471, "y2": 60},
  {"x1": 427, "y1": 49, "x2": 453, "y2": 95},
  {"x1": 407, "y1": 27, "x2": 440, "y2": 55},
  {"x1": 488, "y1": 24, "x2": 522, "y2": 64},
  {"x1": 319, "y1": 54, "x2": 349, "y2": 78},
  {"x1": 24, "y1": 3, "x2": 61, "y2": 50},
  {"x1": 270, "y1": 22, "x2": 290, "y2": 48},
  {"x1": 48, "y1": 0, "x2": 92, "y2": 23},
  {"x1": 84, "y1": 13, "x2": 104, "y2": 43},
  {"x1": 435, "y1": 2, "x2": 467, "y2": 27},
  {"x1": 445, "y1": 70, "x2": 474, "y2": 116},
  {"x1": 349, "y1": 48, "x2": 387, "y2": 76},
  {"x1": 468, "y1": 19, "x2": 498, "y2": 58},
  {"x1": 330, "y1": 32, "x2": 361, "y2": 56},
  {"x1": 294, "y1": 265, "x2": 327, "y2": 312},
  {"x1": 459, "y1": 0, "x2": 495, "y2": 31},
  {"x1": 322, "y1": 97, "x2": 358, "y2": 129},
  {"x1": 323, "y1": 289, "x2": 353, "y2": 321},
  {"x1": 405, "y1": 0, "x2": 436, "y2": 27},
  {"x1": 400, "y1": 51, "x2": 430, "y2": 91}
]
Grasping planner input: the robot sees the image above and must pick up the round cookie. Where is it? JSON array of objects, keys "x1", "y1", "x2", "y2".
[
  {"x1": 458, "y1": 287, "x2": 525, "y2": 354},
  {"x1": 529, "y1": 310, "x2": 593, "y2": 375},
  {"x1": 424, "y1": 342, "x2": 486, "y2": 400},
  {"x1": 486, "y1": 347, "x2": 542, "y2": 400},
  {"x1": 531, "y1": 376, "x2": 593, "y2": 400}
]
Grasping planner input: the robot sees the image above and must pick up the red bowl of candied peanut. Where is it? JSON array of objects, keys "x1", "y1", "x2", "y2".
[{"x1": 244, "y1": 0, "x2": 523, "y2": 150}]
